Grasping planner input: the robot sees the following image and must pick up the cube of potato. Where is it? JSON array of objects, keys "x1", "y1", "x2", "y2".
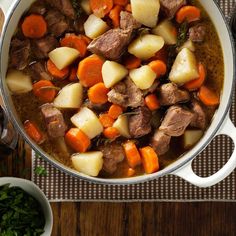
[
  {"x1": 169, "y1": 48, "x2": 199, "y2": 85},
  {"x1": 54, "y1": 83, "x2": 83, "y2": 109},
  {"x1": 183, "y1": 130, "x2": 203, "y2": 149},
  {"x1": 129, "y1": 65, "x2": 156, "y2": 90},
  {"x1": 81, "y1": 0, "x2": 92, "y2": 15},
  {"x1": 128, "y1": 34, "x2": 164, "y2": 60},
  {"x1": 113, "y1": 115, "x2": 131, "y2": 138},
  {"x1": 6, "y1": 69, "x2": 32, "y2": 94},
  {"x1": 49, "y1": 47, "x2": 80, "y2": 70},
  {"x1": 84, "y1": 14, "x2": 109, "y2": 39},
  {"x1": 179, "y1": 40, "x2": 195, "y2": 52},
  {"x1": 131, "y1": 0, "x2": 160, "y2": 27},
  {"x1": 72, "y1": 152, "x2": 104, "y2": 177},
  {"x1": 71, "y1": 107, "x2": 103, "y2": 139},
  {"x1": 152, "y1": 20, "x2": 177, "y2": 45},
  {"x1": 102, "y1": 61, "x2": 128, "y2": 88}
]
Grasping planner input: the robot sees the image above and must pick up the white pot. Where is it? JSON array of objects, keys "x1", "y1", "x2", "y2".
[{"x1": 0, "y1": 0, "x2": 236, "y2": 187}]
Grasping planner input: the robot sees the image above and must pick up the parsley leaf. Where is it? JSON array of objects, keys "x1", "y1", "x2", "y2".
[{"x1": 34, "y1": 166, "x2": 47, "y2": 176}]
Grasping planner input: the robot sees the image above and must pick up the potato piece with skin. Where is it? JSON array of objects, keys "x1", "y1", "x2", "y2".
[
  {"x1": 129, "y1": 65, "x2": 156, "y2": 90},
  {"x1": 72, "y1": 152, "x2": 104, "y2": 177},
  {"x1": 53, "y1": 83, "x2": 83, "y2": 109},
  {"x1": 102, "y1": 61, "x2": 128, "y2": 88},
  {"x1": 71, "y1": 107, "x2": 103, "y2": 139},
  {"x1": 84, "y1": 14, "x2": 109, "y2": 39},
  {"x1": 131, "y1": 0, "x2": 160, "y2": 27},
  {"x1": 152, "y1": 20, "x2": 177, "y2": 45},
  {"x1": 113, "y1": 115, "x2": 131, "y2": 138},
  {"x1": 179, "y1": 40, "x2": 195, "y2": 52},
  {"x1": 183, "y1": 130, "x2": 203, "y2": 149},
  {"x1": 6, "y1": 69, "x2": 32, "y2": 94},
  {"x1": 169, "y1": 48, "x2": 199, "y2": 85},
  {"x1": 128, "y1": 34, "x2": 165, "y2": 60},
  {"x1": 49, "y1": 47, "x2": 80, "y2": 70}
]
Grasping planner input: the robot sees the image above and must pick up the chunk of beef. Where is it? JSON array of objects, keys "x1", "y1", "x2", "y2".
[
  {"x1": 45, "y1": 10, "x2": 69, "y2": 37},
  {"x1": 107, "y1": 78, "x2": 144, "y2": 108},
  {"x1": 41, "y1": 104, "x2": 67, "y2": 138},
  {"x1": 27, "y1": 62, "x2": 51, "y2": 81},
  {"x1": 129, "y1": 106, "x2": 152, "y2": 138},
  {"x1": 120, "y1": 11, "x2": 141, "y2": 31},
  {"x1": 88, "y1": 29, "x2": 132, "y2": 60},
  {"x1": 190, "y1": 101, "x2": 206, "y2": 129},
  {"x1": 189, "y1": 24, "x2": 206, "y2": 43},
  {"x1": 28, "y1": 0, "x2": 47, "y2": 15},
  {"x1": 159, "y1": 105, "x2": 194, "y2": 137},
  {"x1": 158, "y1": 83, "x2": 190, "y2": 106},
  {"x1": 151, "y1": 130, "x2": 171, "y2": 155},
  {"x1": 84, "y1": 100, "x2": 110, "y2": 112},
  {"x1": 160, "y1": 0, "x2": 186, "y2": 19},
  {"x1": 45, "y1": 0, "x2": 76, "y2": 19},
  {"x1": 98, "y1": 142, "x2": 125, "y2": 174},
  {"x1": 32, "y1": 35, "x2": 59, "y2": 59},
  {"x1": 10, "y1": 39, "x2": 30, "y2": 70}
]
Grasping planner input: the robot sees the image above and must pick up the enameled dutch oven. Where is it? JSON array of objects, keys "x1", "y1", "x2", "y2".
[{"x1": 0, "y1": 0, "x2": 236, "y2": 187}]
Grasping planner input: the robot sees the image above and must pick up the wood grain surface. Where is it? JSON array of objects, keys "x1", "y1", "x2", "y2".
[{"x1": 1, "y1": 8, "x2": 236, "y2": 236}]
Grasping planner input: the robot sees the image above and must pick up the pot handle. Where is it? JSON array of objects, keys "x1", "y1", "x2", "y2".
[{"x1": 172, "y1": 115, "x2": 236, "y2": 188}]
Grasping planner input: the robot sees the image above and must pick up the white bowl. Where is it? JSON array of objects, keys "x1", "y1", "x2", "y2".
[{"x1": 0, "y1": 177, "x2": 53, "y2": 236}]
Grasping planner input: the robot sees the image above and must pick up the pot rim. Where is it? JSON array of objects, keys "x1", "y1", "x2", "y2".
[{"x1": 0, "y1": 0, "x2": 235, "y2": 185}]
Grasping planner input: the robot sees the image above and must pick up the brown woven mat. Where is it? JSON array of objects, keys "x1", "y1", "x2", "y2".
[{"x1": 32, "y1": 0, "x2": 236, "y2": 202}]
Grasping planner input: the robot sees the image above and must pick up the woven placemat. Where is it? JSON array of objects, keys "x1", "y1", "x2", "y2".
[{"x1": 32, "y1": 0, "x2": 236, "y2": 202}]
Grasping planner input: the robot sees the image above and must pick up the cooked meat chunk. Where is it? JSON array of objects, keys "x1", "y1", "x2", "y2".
[
  {"x1": 88, "y1": 29, "x2": 132, "y2": 60},
  {"x1": 120, "y1": 11, "x2": 141, "y2": 31},
  {"x1": 45, "y1": 0, "x2": 76, "y2": 19},
  {"x1": 189, "y1": 24, "x2": 206, "y2": 43},
  {"x1": 28, "y1": 0, "x2": 47, "y2": 15},
  {"x1": 143, "y1": 80, "x2": 159, "y2": 96},
  {"x1": 158, "y1": 83, "x2": 190, "y2": 106},
  {"x1": 32, "y1": 35, "x2": 59, "y2": 59},
  {"x1": 45, "y1": 10, "x2": 69, "y2": 37},
  {"x1": 41, "y1": 104, "x2": 67, "y2": 138},
  {"x1": 84, "y1": 99, "x2": 110, "y2": 112},
  {"x1": 27, "y1": 62, "x2": 51, "y2": 81},
  {"x1": 98, "y1": 142, "x2": 125, "y2": 174},
  {"x1": 108, "y1": 78, "x2": 144, "y2": 108},
  {"x1": 160, "y1": 0, "x2": 186, "y2": 19},
  {"x1": 159, "y1": 105, "x2": 194, "y2": 137},
  {"x1": 151, "y1": 130, "x2": 171, "y2": 155},
  {"x1": 9, "y1": 39, "x2": 30, "y2": 70},
  {"x1": 129, "y1": 106, "x2": 152, "y2": 138},
  {"x1": 190, "y1": 101, "x2": 206, "y2": 129}
]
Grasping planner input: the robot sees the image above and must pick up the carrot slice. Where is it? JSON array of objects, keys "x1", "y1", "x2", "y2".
[
  {"x1": 47, "y1": 59, "x2": 69, "y2": 80},
  {"x1": 148, "y1": 46, "x2": 168, "y2": 64},
  {"x1": 198, "y1": 86, "x2": 220, "y2": 106},
  {"x1": 79, "y1": 35, "x2": 92, "y2": 45},
  {"x1": 33, "y1": 80, "x2": 57, "y2": 103},
  {"x1": 22, "y1": 14, "x2": 47, "y2": 39},
  {"x1": 145, "y1": 94, "x2": 160, "y2": 111},
  {"x1": 24, "y1": 120, "x2": 44, "y2": 144},
  {"x1": 103, "y1": 127, "x2": 120, "y2": 139},
  {"x1": 149, "y1": 60, "x2": 167, "y2": 78},
  {"x1": 99, "y1": 114, "x2": 115, "y2": 128},
  {"x1": 60, "y1": 35, "x2": 87, "y2": 57},
  {"x1": 90, "y1": 0, "x2": 113, "y2": 17},
  {"x1": 124, "y1": 55, "x2": 142, "y2": 70},
  {"x1": 114, "y1": 0, "x2": 128, "y2": 6},
  {"x1": 125, "y1": 3, "x2": 132, "y2": 12},
  {"x1": 109, "y1": 5, "x2": 122, "y2": 28},
  {"x1": 78, "y1": 55, "x2": 104, "y2": 87},
  {"x1": 88, "y1": 82, "x2": 109, "y2": 104},
  {"x1": 108, "y1": 104, "x2": 123, "y2": 119},
  {"x1": 127, "y1": 168, "x2": 136, "y2": 177},
  {"x1": 123, "y1": 141, "x2": 142, "y2": 168},
  {"x1": 176, "y1": 6, "x2": 201, "y2": 24},
  {"x1": 184, "y1": 63, "x2": 206, "y2": 91},
  {"x1": 140, "y1": 146, "x2": 159, "y2": 174},
  {"x1": 65, "y1": 128, "x2": 91, "y2": 153},
  {"x1": 69, "y1": 67, "x2": 78, "y2": 82}
]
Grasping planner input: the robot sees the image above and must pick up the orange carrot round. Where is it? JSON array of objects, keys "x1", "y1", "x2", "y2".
[
  {"x1": 124, "y1": 55, "x2": 141, "y2": 70},
  {"x1": 90, "y1": 0, "x2": 113, "y2": 17},
  {"x1": 198, "y1": 86, "x2": 220, "y2": 106},
  {"x1": 114, "y1": 0, "x2": 128, "y2": 6},
  {"x1": 33, "y1": 80, "x2": 57, "y2": 103},
  {"x1": 69, "y1": 67, "x2": 78, "y2": 82},
  {"x1": 103, "y1": 127, "x2": 120, "y2": 139},
  {"x1": 99, "y1": 114, "x2": 115, "y2": 128},
  {"x1": 22, "y1": 14, "x2": 47, "y2": 39},
  {"x1": 149, "y1": 60, "x2": 167, "y2": 78},
  {"x1": 78, "y1": 55, "x2": 104, "y2": 87},
  {"x1": 176, "y1": 6, "x2": 201, "y2": 24},
  {"x1": 79, "y1": 35, "x2": 92, "y2": 45},
  {"x1": 145, "y1": 94, "x2": 160, "y2": 111},
  {"x1": 108, "y1": 104, "x2": 123, "y2": 119},
  {"x1": 88, "y1": 82, "x2": 109, "y2": 104},
  {"x1": 123, "y1": 141, "x2": 142, "y2": 168},
  {"x1": 109, "y1": 5, "x2": 122, "y2": 28},
  {"x1": 127, "y1": 168, "x2": 136, "y2": 177},
  {"x1": 60, "y1": 35, "x2": 87, "y2": 57},
  {"x1": 125, "y1": 4, "x2": 132, "y2": 12},
  {"x1": 24, "y1": 120, "x2": 44, "y2": 144},
  {"x1": 47, "y1": 60, "x2": 69, "y2": 80}
]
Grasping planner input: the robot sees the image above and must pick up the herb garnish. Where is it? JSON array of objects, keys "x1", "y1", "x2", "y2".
[
  {"x1": 176, "y1": 21, "x2": 189, "y2": 47},
  {"x1": 34, "y1": 166, "x2": 48, "y2": 176},
  {"x1": 0, "y1": 184, "x2": 45, "y2": 236},
  {"x1": 71, "y1": 0, "x2": 83, "y2": 18}
]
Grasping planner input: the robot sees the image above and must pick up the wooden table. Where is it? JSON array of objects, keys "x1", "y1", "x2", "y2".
[{"x1": 1, "y1": 8, "x2": 236, "y2": 236}]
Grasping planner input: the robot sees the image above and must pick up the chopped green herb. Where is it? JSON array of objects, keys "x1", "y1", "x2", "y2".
[
  {"x1": 71, "y1": 0, "x2": 83, "y2": 18},
  {"x1": 176, "y1": 21, "x2": 189, "y2": 47},
  {"x1": 34, "y1": 166, "x2": 47, "y2": 176}
]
